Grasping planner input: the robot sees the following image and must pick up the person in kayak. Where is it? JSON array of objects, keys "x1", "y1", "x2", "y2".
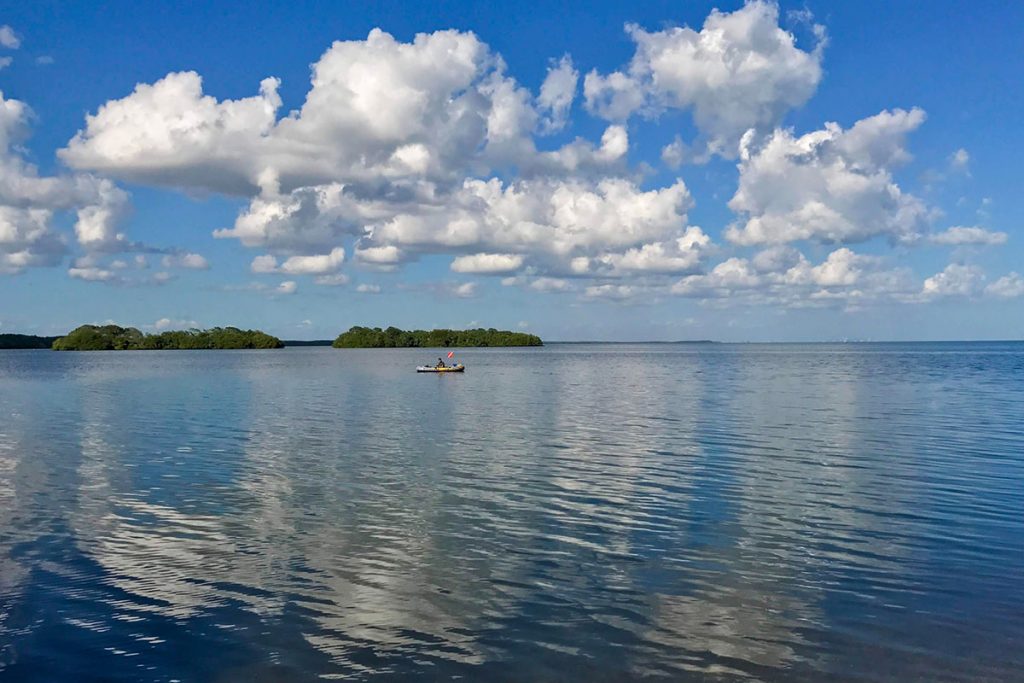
[{"x1": 435, "y1": 357, "x2": 446, "y2": 368}]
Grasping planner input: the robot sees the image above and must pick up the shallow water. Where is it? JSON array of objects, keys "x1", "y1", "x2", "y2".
[{"x1": 0, "y1": 343, "x2": 1022, "y2": 682}]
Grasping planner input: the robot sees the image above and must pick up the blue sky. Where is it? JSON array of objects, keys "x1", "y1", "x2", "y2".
[{"x1": 0, "y1": 0, "x2": 1021, "y2": 341}]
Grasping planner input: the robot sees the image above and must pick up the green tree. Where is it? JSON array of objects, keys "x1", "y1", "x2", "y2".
[
  {"x1": 332, "y1": 326, "x2": 542, "y2": 348},
  {"x1": 52, "y1": 325, "x2": 285, "y2": 350},
  {"x1": 0, "y1": 334, "x2": 59, "y2": 349}
]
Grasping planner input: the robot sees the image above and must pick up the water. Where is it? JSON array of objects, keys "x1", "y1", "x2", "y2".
[{"x1": 0, "y1": 343, "x2": 1022, "y2": 682}]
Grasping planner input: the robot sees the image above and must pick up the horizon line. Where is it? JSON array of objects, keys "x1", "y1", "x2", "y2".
[{"x1": 282, "y1": 338, "x2": 1024, "y2": 345}]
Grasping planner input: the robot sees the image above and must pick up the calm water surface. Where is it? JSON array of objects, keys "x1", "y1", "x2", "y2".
[{"x1": 0, "y1": 343, "x2": 1022, "y2": 682}]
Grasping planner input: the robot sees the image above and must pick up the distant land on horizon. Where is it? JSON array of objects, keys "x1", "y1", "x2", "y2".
[
  {"x1": 51, "y1": 325, "x2": 285, "y2": 351},
  {"x1": 282, "y1": 339, "x2": 334, "y2": 346},
  {"x1": 0, "y1": 334, "x2": 61, "y2": 349},
  {"x1": 5, "y1": 332, "x2": 1022, "y2": 350},
  {"x1": 333, "y1": 326, "x2": 543, "y2": 348},
  {"x1": 546, "y1": 340, "x2": 718, "y2": 345},
  {"x1": 2, "y1": 325, "x2": 543, "y2": 350}
]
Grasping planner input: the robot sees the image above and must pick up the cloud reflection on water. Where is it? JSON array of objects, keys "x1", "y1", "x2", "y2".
[{"x1": 0, "y1": 345, "x2": 1021, "y2": 681}]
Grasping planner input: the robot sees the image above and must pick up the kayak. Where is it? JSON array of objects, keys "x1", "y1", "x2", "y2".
[{"x1": 416, "y1": 364, "x2": 465, "y2": 373}]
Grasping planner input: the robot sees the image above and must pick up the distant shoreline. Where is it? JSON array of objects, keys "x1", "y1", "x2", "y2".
[
  {"x1": 545, "y1": 340, "x2": 718, "y2": 345},
  {"x1": 544, "y1": 339, "x2": 1023, "y2": 344},
  {"x1": 281, "y1": 340, "x2": 333, "y2": 346},
  {"x1": 4, "y1": 334, "x2": 1022, "y2": 350},
  {"x1": 332, "y1": 326, "x2": 543, "y2": 348},
  {"x1": 0, "y1": 334, "x2": 60, "y2": 350}
]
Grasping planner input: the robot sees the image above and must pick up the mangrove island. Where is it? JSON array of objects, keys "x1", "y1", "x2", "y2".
[
  {"x1": 52, "y1": 325, "x2": 285, "y2": 350},
  {"x1": 0, "y1": 334, "x2": 61, "y2": 349},
  {"x1": 333, "y1": 326, "x2": 543, "y2": 348}
]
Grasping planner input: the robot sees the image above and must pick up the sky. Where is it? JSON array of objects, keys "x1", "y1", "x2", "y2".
[{"x1": 0, "y1": 0, "x2": 1021, "y2": 342}]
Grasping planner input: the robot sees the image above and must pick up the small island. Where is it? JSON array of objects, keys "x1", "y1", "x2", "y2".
[
  {"x1": 52, "y1": 325, "x2": 284, "y2": 350},
  {"x1": 0, "y1": 334, "x2": 61, "y2": 349},
  {"x1": 333, "y1": 326, "x2": 543, "y2": 348}
]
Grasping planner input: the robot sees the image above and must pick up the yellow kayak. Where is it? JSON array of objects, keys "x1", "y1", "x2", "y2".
[{"x1": 416, "y1": 364, "x2": 465, "y2": 373}]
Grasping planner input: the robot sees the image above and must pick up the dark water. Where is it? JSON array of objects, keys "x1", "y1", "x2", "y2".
[{"x1": 1, "y1": 343, "x2": 1022, "y2": 682}]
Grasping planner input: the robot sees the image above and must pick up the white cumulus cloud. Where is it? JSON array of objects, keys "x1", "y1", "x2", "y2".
[
  {"x1": 67, "y1": 254, "x2": 176, "y2": 287},
  {"x1": 279, "y1": 247, "x2": 345, "y2": 275},
  {"x1": 58, "y1": 28, "x2": 696, "y2": 283},
  {"x1": 0, "y1": 26, "x2": 19, "y2": 50},
  {"x1": 451, "y1": 282, "x2": 477, "y2": 298},
  {"x1": 538, "y1": 56, "x2": 578, "y2": 133},
  {"x1": 355, "y1": 244, "x2": 405, "y2": 266},
  {"x1": 0, "y1": 206, "x2": 65, "y2": 274},
  {"x1": 250, "y1": 254, "x2": 278, "y2": 273},
  {"x1": 314, "y1": 273, "x2": 350, "y2": 286},
  {"x1": 666, "y1": 246, "x2": 916, "y2": 310},
  {"x1": 0, "y1": 92, "x2": 139, "y2": 273},
  {"x1": 450, "y1": 252, "x2": 524, "y2": 274},
  {"x1": 363, "y1": 177, "x2": 694, "y2": 265},
  {"x1": 0, "y1": 90, "x2": 206, "y2": 279},
  {"x1": 929, "y1": 226, "x2": 1007, "y2": 246},
  {"x1": 949, "y1": 148, "x2": 969, "y2": 172},
  {"x1": 60, "y1": 29, "x2": 538, "y2": 195},
  {"x1": 572, "y1": 226, "x2": 711, "y2": 276},
  {"x1": 585, "y1": 1, "x2": 825, "y2": 156},
  {"x1": 40, "y1": 13, "x2": 1012, "y2": 315},
  {"x1": 921, "y1": 263, "x2": 984, "y2": 298},
  {"x1": 250, "y1": 247, "x2": 345, "y2": 275},
  {"x1": 161, "y1": 252, "x2": 210, "y2": 269},
  {"x1": 661, "y1": 136, "x2": 687, "y2": 169},
  {"x1": 726, "y1": 108, "x2": 928, "y2": 246},
  {"x1": 985, "y1": 272, "x2": 1024, "y2": 299},
  {"x1": 585, "y1": 284, "x2": 642, "y2": 301},
  {"x1": 68, "y1": 265, "x2": 116, "y2": 282}
]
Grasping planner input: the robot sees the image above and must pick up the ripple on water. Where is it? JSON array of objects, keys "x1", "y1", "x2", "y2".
[{"x1": 0, "y1": 343, "x2": 1022, "y2": 681}]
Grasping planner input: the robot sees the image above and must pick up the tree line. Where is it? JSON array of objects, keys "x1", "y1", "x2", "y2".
[
  {"x1": 0, "y1": 334, "x2": 60, "y2": 349},
  {"x1": 332, "y1": 326, "x2": 543, "y2": 348},
  {"x1": 51, "y1": 325, "x2": 285, "y2": 350},
  {"x1": 3, "y1": 324, "x2": 542, "y2": 350}
]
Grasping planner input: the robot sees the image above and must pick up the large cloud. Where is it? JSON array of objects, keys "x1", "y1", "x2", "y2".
[
  {"x1": 916, "y1": 263, "x2": 1024, "y2": 300},
  {"x1": 50, "y1": 16, "x2": 1015, "y2": 313},
  {"x1": 0, "y1": 92, "x2": 133, "y2": 274},
  {"x1": 670, "y1": 246, "x2": 918, "y2": 309},
  {"x1": 572, "y1": 226, "x2": 711, "y2": 277},
  {"x1": 584, "y1": 1, "x2": 825, "y2": 156},
  {"x1": 62, "y1": 42, "x2": 615, "y2": 198},
  {"x1": 62, "y1": 72, "x2": 282, "y2": 195},
  {"x1": 0, "y1": 89, "x2": 211, "y2": 283},
  {"x1": 358, "y1": 177, "x2": 696, "y2": 274},
  {"x1": 217, "y1": 181, "x2": 373, "y2": 251},
  {"x1": 0, "y1": 206, "x2": 65, "y2": 273},
  {"x1": 61, "y1": 29, "x2": 528, "y2": 195},
  {"x1": 61, "y1": 28, "x2": 636, "y2": 272},
  {"x1": 725, "y1": 109, "x2": 928, "y2": 246}
]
